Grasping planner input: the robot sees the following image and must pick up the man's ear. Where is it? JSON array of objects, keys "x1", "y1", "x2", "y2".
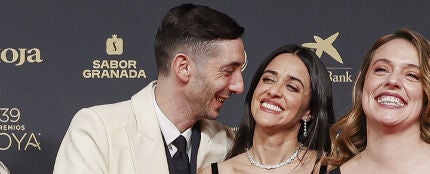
[{"x1": 172, "y1": 53, "x2": 191, "y2": 82}]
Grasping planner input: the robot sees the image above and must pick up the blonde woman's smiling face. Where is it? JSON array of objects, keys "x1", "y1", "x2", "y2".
[{"x1": 362, "y1": 38, "x2": 423, "y2": 129}]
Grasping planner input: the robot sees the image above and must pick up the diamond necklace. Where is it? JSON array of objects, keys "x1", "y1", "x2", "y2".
[{"x1": 245, "y1": 143, "x2": 302, "y2": 170}]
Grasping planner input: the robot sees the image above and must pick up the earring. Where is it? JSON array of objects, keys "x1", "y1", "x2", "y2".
[
  {"x1": 303, "y1": 119, "x2": 308, "y2": 137},
  {"x1": 302, "y1": 116, "x2": 310, "y2": 137}
]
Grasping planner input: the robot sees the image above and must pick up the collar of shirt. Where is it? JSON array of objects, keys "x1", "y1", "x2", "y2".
[{"x1": 152, "y1": 84, "x2": 192, "y2": 158}]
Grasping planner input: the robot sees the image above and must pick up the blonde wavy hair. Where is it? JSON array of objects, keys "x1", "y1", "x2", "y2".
[{"x1": 324, "y1": 28, "x2": 430, "y2": 166}]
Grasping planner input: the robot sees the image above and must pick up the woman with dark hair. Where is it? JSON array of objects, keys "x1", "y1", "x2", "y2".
[
  {"x1": 324, "y1": 28, "x2": 430, "y2": 173},
  {"x1": 200, "y1": 44, "x2": 335, "y2": 174}
]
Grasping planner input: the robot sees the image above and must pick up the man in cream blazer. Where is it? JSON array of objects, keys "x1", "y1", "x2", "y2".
[
  {"x1": 54, "y1": 3, "x2": 246, "y2": 174},
  {"x1": 54, "y1": 81, "x2": 235, "y2": 173}
]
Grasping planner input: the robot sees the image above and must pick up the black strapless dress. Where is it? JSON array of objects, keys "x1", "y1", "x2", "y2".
[
  {"x1": 329, "y1": 167, "x2": 341, "y2": 174},
  {"x1": 211, "y1": 163, "x2": 219, "y2": 174}
]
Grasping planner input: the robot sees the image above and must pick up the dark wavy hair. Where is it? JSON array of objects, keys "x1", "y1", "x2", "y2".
[{"x1": 227, "y1": 44, "x2": 335, "y2": 165}]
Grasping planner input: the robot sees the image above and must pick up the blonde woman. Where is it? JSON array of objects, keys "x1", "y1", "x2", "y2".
[{"x1": 325, "y1": 28, "x2": 430, "y2": 173}]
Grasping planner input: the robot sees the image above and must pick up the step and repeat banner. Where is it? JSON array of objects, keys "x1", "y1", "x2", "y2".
[{"x1": 1, "y1": 1, "x2": 430, "y2": 173}]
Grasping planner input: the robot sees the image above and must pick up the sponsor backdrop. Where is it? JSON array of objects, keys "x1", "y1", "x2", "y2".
[{"x1": 1, "y1": 1, "x2": 429, "y2": 173}]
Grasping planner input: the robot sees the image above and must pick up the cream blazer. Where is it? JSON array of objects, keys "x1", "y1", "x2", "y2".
[{"x1": 53, "y1": 81, "x2": 234, "y2": 174}]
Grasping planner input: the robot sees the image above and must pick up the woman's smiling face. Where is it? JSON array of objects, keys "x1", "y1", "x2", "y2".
[
  {"x1": 362, "y1": 38, "x2": 423, "y2": 128},
  {"x1": 251, "y1": 53, "x2": 311, "y2": 130}
]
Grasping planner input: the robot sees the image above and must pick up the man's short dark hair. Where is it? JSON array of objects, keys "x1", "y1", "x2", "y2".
[{"x1": 154, "y1": 3, "x2": 244, "y2": 76}]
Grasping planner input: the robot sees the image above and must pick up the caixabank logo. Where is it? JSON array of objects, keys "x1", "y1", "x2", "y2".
[
  {"x1": 0, "y1": 48, "x2": 43, "y2": 66},
  {"x1": 302, "y1": 32, "x2": 353, "y2": 83},
  {"x1": 82, "y1": 34, "x2": 147, "y2": 79}
]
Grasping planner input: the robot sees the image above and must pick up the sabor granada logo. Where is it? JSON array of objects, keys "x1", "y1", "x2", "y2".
[
  {"x1": 106, "y1": 34, "x2": 123, "y2": 55},
  {"x1": 82, "y1": 34, "x2": 146, "y2": 79},
  {"x1": 0, "y1": 48, "x2": 43, "y2": 66},
  {"x1": 302, "y1": 32, "x2": 353, "y2": 83}
]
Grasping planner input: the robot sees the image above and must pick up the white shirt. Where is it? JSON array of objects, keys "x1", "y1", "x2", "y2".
[{"x1": 152, "y1": 85, "x2": 192, "y2": 161}]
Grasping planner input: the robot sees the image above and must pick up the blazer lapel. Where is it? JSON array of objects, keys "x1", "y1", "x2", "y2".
[
  {"x1": 126, "y1": 81, "x2": 170, "y2": 174},
  {"x1": 196, "y1": 120, "x2": 234, "y2": 169}
]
